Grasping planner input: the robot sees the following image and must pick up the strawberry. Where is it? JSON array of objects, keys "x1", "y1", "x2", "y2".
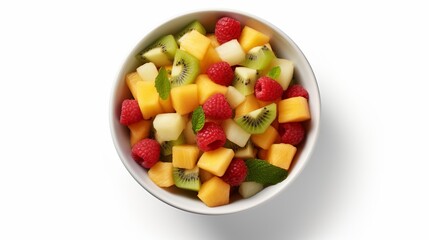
[
  {"x1": 206, "y1": 61, "x2": 234, "y2": 86},
  {"x1": 254, "y1": 76, "x2": 283, "y2": 101},
  {"x1": 283, "y1": 84, "x2": 309, "y2": 99},
  {"x1": 221, "y1": 158, "x2": 247, "y2": 186},
  {"x1": 196, "y1": 122, "x2": 226, "y2": 152},
  {"x1": 278, "y1": 122, "x2": 305, "y2": 146},
  {"x1": 120, "y1": 99, "x2": 143, "y2": 125},
  {"x1": 131, "y1": 138, "x2": 160, "y2": 168},
  {"x1": 215, "y1": 17, "x2": 242, "y2": 44},
  {"x1": 202, "y1": 93, "x2": 232, "y2": 120}
]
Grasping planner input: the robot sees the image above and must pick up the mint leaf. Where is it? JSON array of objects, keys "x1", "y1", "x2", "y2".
[
  {"x1": 191, "y1": 106, "x2": 205, "y2": 133},
  {"x1": 267, "y1": 66, "x2": 281, "y2": 80},
  {"x1": 155, "y1": 67, "x2": 170, "y2": 100},
  {"x1": 245, "y1": 159, "x2": 288, "y2": 186}
]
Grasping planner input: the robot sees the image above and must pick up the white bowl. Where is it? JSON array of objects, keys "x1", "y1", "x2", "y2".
[{"x1": 109, "y1": 9, "x2": 321, "y2": 215}]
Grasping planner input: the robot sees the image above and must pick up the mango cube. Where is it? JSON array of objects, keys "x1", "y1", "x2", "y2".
[
  {"x1": 197, "y1": 176, "x2": 230, "y2": 207},
  {"x1": 172, "y1": 145, "x2": 200, "y2": 169},
  {"x1": 238, "y1": 26, "x2": 270, "y2": 52},
  {"x1": 170, "y1": 84, "x2": 199, "y2": 115},
  {"x1": 135, "y1": 81, "x2": 163, "y2": 119},
  {"x1": 234, "y1": 94, "x2": 260, "y2": 118},
  {"x1": 180, "y1": 30, "x2": 211, "y2": 60},
  {"x1": 197, "y1": 147, "x2": 234, "y2": 176},
  {"x1": 267, "y1": 143, "x2": 297, "y2": 170},
  {"x1": 148, "y1": 162, "x2": 174, "y2": 187},
  {"x1": 128, "y1": 119, "x2": 152, "y2": 146},
  {"x1": 158, "y1": 96, "x2": 175, "y2": 113},
  {"x1": 200, "y1": 46, "x2": 222, "y2": 73},
  {"x1": 251, "y1": 125, "x2": 279, "y2": 150},
  {"x1": 125, "y1": 72, "x2": 143, "y2": 99},
  {"x1": 195, "y1": 74, "x2": 227, "y2": 104},
  {"x1": 278, "y1": 96, "x2": 311, "y2": 123}
]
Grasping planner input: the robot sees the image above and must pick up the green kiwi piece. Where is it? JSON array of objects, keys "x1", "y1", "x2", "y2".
[
  {"x1": 170, "y1": 49, "x2": 200, "y2": 87},
  {"x1": 136, "y1": 34, "x2": 178, "y2": 67},
  {"x1": 175, "y1": 20, "x2": 207, "y2": 44},
  {"x1": 173, "y1": 166, "x2": 201, "y2": 191},
  {"x1": 160, "y1": 133, "x2": 185, "y2": 156},
  {"x1": 232, "y1": 67, "x2": 258, "y2": 96},
  {"x1": 235, "y1": 103, "x2": 277, "y2": 134},
  {"x1": 242, "y1": 45, "x2": 275, "y2": 71}
]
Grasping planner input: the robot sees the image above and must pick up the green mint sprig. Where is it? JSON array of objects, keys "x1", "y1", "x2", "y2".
[
  {"x1": 155, "y1": 67, "x2": 170, "y2": 100},
  {"x1": 267, "y1": 66, "x2": 281, "y2": 80},
  {"x1": 245, "y1": 159, "x2": 288, "y2": 186},
  {"x1": 191, "y1": 106, "x2": 205, "y2": 133}
]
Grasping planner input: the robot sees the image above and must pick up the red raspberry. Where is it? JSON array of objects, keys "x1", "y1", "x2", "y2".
[
  {"x1": 279, "y1": 122, "x2": 305, "y2": 146},
  {"x1": 131, "y1": 138, "x2": 160, "y2": 168},
  {"x1": 215, "y1": 17, "x2": 242, "y2": 44},
  {"x1": 221, "y1": 158, "x2": 247, "y2": 186},
  {"x1": 254, "y1": 76, "x2": 283, "y2": 101},
  {"x1": 206, "y1": 61, "x2": 234, "y2": 86},
  {"x1": 120, "y1": 99, "x2": 143, "y2": 125},
  {"x1": 283, "y1": 84, "x2": 309, "y2": 99},
  {"x1": 202, "y1": 93, "x2": 232, "y2": 120},
  {"x1": 196, "y1": 122, "x2": 226, "y2": 152}
]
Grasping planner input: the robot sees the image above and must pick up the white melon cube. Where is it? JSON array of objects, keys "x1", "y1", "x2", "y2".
[
  {"x1": 153, "y1": 113, "x2": 186, "y2": 141},
  {"x1": 269, "y1": 58, "x2": 294, "y2": 90},
  {"x1": 137, "y1": 62, "x2": 159, "y2": 82},
  {"x1": 225, "y1": 86, "x2": 246, "y2": 108},
  {"x1": 215, "y1": 39, "x2": 245, "y2": 66},
  {"x1": 143, "y1": 48, "x2": 172, "y2": 67},
  {"x1": 239, "y1": 182, "x2": 264, "y2": 198},
  {"x1": 222, "y1": 119, "x2": 251, "y2": 147}
]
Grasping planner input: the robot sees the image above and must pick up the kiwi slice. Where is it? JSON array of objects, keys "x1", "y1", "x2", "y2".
[
  {"x1": 170, "y1": 49, "x2": 200, "y2": 87},
  {"x1": 173, "y1": 166, "x2": 201, "y2": 191},
  {"x1": 235, "y1": 103, "x2": 277, "y2": 134},
  {"x1": 242, "y1": 45, "x2": 275, "y2": 71},
  {"x1": 232, "y1": 67, "x2": 258, "y2": 96},
  {"x1": 136, "y1": 34, "x2": 178, "y2": 67},
  {"x1": 175, "y1": 20, "x2": 207, "y2": 44},
  {"x1": 160, "y1": 133, "x2": 185, "y2": 156}
]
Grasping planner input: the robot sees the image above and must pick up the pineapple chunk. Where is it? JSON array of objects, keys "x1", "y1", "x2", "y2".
[
  {"x1": 225, "y1": 86, "x2": 246, "y2": 109},
  {"x1": 197, "y1": 147, "x2": 234, "y2": 176},
  {"x1": 238, "y1": 26, "x2": 270, "y2": 52},
  {"x1": 267, "y1": 143, "x2": 297, "y2": 170},
  {"x1": 278, "y1": 96, "x2": 311, "y2": 123},
  {"x1": 251, "y1": 125, "x2": 279, "y2": 150},
  {"x1": 215, "y1": 39, "x2": 246, "y2": 66},
  {"x1": 153, "y1": 113, "x2": 186, "y2": 142},
  {"x1": 180, "y1": 30, "x2": 211, "y2": 60},
  {"x1": 234, "y1": 94, "x2": 260, "y2": 118},
  {"x1": 135, "y1": 81, "x2": 163, "y2": 119},
  {"x1": 198, "y1": 176, "x2": 230, "y2": 207},
  {"x1": 222, "y1": 119, "x2": 251, "y2": 147},
  {"x1": 136, "y1": 62, "x2": 158, "y2": 82},
  {"x1": 195, "y1": 74, "x2": 228, "y2": 104},
  {"x1": 125, "y1": 72, "x2": 143, "y2": 99},
  {"x1": 172, "y1": 145, "x2": 200, "y2": 169},
  {"x1": 170, "y1": 84, "x2": 199, "y2": 115},
  {"x1": 148, "y1": 162, "x2": 174, "y2": 187},
  {"x1": 128, "y1": 119, "x2": 152, "y2": 146},
  {"x1": 200, "y1": 46, "x2": 222, "y2": 73}
]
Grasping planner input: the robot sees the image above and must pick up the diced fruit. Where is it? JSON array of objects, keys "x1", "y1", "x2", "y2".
[
  {"x1": 125, "y1": 72, "x2": 143, "y2": 99},
  {"x1": 221, "y1": 158, "x2": 247, "y2": 186},
  {"x1": 283, "y1": 84, "x2": 309, "y2": 99},
  {"x1": 267, "y1": 58, "x2": 294, "y2": 90},
  {"x1": 135, "y1": 81, "x2": 163, "y2": 119},
  {"x1": 158, "y1": 95, "x2": 175, "y2": 113},
  {"x1": 175, "y1": 20, "x2": 206, "y2": 44},
  {"x1": 137, "y1": 34, "x2": 178, "y2": 67},
  {"x1": 195, "y1": 74, "x2": 227, "y2": 105},
  {"x1": 232, "y1": 67, "x2": 258, "y2": 96},
  {"x1": 239, "y1": 181, "x2": 264, "y2": 198},
  {"x1": 198, "y1": 176, "x2": 230, "y2": 207},
  {"x1": 234, "y1": 141, "x2": 256, "y2": 159},
  {"x1": 202, "y1": 93, "x2": 232, "y2": 120},
  {"x1": 278, "y1": 96, "x2": 311, "y2": 123},
  {"x1": 199, "y1": 168, "x2": 215, "y2": 183},
  {"x1": 173, "y1": 166, "x2": 201, "y2": 191},
  {"x1": 197, "y1": 147, "x2": 234, "y2": 176},
  {"x1": 131, "y1": 138, "x2": 161, "y2": 169},
  {"x1": 234, "y1": 94, "x2": 260, "y2": 118},
  {"x1": 279, "y1": 122, "x2": 305, "y2": 146},
  {"x1": 170, "y1": 50, "x2": 200, "y2": 87},
  {"x1": 153, "y1": 113, "x2": 186, "y2": 142},
  {"x1": 196, "y1": 122, "x2": 226, "y2": 152},
  {"x1": 148, "y1": 162, "x2": 174, "y2": 187},
  {"x1": 170, "y1": 84, "x2": 199, "y2": 115},
  {"x1": 254, "y1": 76, "x2": 283, "y2": 101},
  {"x1": 183, "y1": 120, "x2": 196, "y2": 144},
  {"x1": 267, "y1": 143, "x2": 297, "y2": 170},
  {"x1": 215, "y1": 39, "x2": 246, "y2": 66},
  {"x1": 257, "y1": 148, "x2": 268, "y2": 160},
  {"x1": 222, "y1": 119, "x2": 251, "y2": 148},
  {"x1": 172, "y1": 145, "x2": 200, "y2": 169},
  {"x1": 120, "y1": 99, "x2": 143, "y2": 125},
  {"x1": 206, "y1": 61, "x2": 234, "y2": 86},
  {"x1": 180, "y1": 30, "x2": 211, "y2": 60},
  {"x1": 207, "y1": 33, "x2": 220, "y2": 47},
  {"x1": 128, "y1": 119, "x2": 152, "y2": 146},
  {"x1": 238, "y1": 26, "x2": 270, "y2": 52},
  {"x1": 215, "y1": 17, "x2": 242, "y2": 44},
  {"x1": 242, "y1": 45, "x2": 275, "y2": 71},
  {"x1": 251, "y1": 125, "x2": 279, "y2": 150},
  {"x1": 200, "y1": 46, "x2": 222, "y2": 73},
  {"x1": 136, "y1": 62, "x2": 158, "y2": 82},
  {"x1": 235, "y1": 103, "x2": 277, "y2": 134},
  {"x1": 225, "y1": 86, "x2": 245, "y2": 109},
  {"x1": 158, "y1": 133, "x2": 185, "y2": 156}
]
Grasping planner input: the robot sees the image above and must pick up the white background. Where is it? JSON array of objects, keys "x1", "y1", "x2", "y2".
[{"x1": 1, "y1": 0, "x2": 428, "y2": 239}]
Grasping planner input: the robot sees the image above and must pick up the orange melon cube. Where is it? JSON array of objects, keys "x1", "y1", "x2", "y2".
[
  {"x1": 135, "y1": 81, "x2": 163, "y2": 119},
  {"x1": 278, "y1": 96, "x2": 311, "y2": 123},
  {"x1": 172, "y1": 145, "x2": 200, "y2": 169},
  {"x1": 180, "y1": 30, "x2": 211, "y2": 60},
  {"x1": 125, "y1": 72, "x2": 143, "y2": 99},
  {"x1": 158, "y1": 96, "x2": 175, "y2": 113},
  {"x1": 251, "y1": 125, "x2": 280, "y2": 150},
  {"x1": 257, "y1": 148, "x2": 269, "y2": 160},
  {"x1": 195, "y1": 74, "x2": 228, "y2": 104},
  {"x1": 197, "y1": 176, "x2": 230, "y2": 207},
  {"x1": 148, "y1": 162, "x2": 174, "y2": 187},
  {"x1": 267, "y1": 143, "x2": 297, "y2": 170},
  {"x1": 234, "y1": 94, "x2": 260, "y2": 118},
  {"x1": 170, "y1": 84, "x2": 199, "y2": 115},
  {"x1": 128, "y1": 119, "x2": 152, "y2": 146},
  {"x1": 197, "y1": 147, "x2": 234, "y2": 176},
  {"x1": 200, "y1": 46, "x2": 222, "y2": 73},
  {"x1": 238, "y1": 26, "x2": 270, "y2": 52}
]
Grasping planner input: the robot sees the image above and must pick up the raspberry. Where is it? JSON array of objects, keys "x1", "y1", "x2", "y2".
[
  {"x1": 215, "y1": 17, "x2": 242, "y2": 44},
  {"x1": 120, "y1": 99, "x2": 143, "y2": 125},
  {"x1": 196, "y1": 122, "x2": 226, "y2": 152},
  {"x1": 206, "y1": 61, "x2": 234, "y2": 86},
  {"x1": 202, "y1": 93, "x2": 232, "y2": 120},
  {"x1": 254, "y1": 76, "x2": 283, "y2": 101},
  {"x1": 278, "y1": 122, "x2": 305, "y2": 146},
  {"x1": 131, "y1": 138, "x2": 160, "y2": 168},
  {"x1": 221, "y1": 158, "x2": 247, "y2": 186},
  {"x1": 283, "y1": 84, "x2": 309, "y2": 99}
]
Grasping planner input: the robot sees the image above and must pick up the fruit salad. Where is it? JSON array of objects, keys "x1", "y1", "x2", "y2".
[{"x1": 119, "y1": 16, "x2": 311, "y2": 207}]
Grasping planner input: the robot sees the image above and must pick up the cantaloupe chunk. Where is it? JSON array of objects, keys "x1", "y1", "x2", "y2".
[
  {"x1": 170, "y1": 84, "x2": 199, "y2": 115},
  {"x1": 251, "y1": 125, "x2": 279, "y2": 150},
  {"x1": 200, "y1": 46, "x2": 222, "y2": 73},
  {"x1": 234, "y1": 94, "x2": 260, "y2": 118},
  {"x1": 125, "y1": 72, "x2": 143, "y2": 99},
  {"x1": 195, "y1": 74, "x2": 228, "y2": 104},
  {"x1": 267, "y1": 143, "x2": 297, "y2": 170},
  {"x1": 135, "y1": 81, "x2": 163, "y2": 119},
  {"x1": 148, "y1": 162, "x2": 174, "y2": 187},
  {"x1": 197, "y1": 176, "x2": 230, "y2": 207},
  {"x1": 278, "y1": 96, "x2": 311, "y2": 123},
  {"x1": 197, "y1": 147, "x2": 234, "y2": 176},
  {"x1": 128, "y1": 119, "x2": 152, "y2": 146},
  {"x1": 180, "y1": 30, "x2": 211, "y2": 60},
  {"x1": 238, "y1": 26, "x2": 270, "y2": 52},
  {"x1": 172, "y1": 145, "x2": 200, "y2": 169}
]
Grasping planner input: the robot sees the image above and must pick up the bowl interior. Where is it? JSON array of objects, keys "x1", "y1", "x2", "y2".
[{"x1": 110, "y1": 10, "x2": 321, "y2": 215}]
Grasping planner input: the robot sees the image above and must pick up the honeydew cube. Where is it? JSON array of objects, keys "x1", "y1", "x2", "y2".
[
  {"x1": 200, "y1": 46, "x2": 222, "y2": 73},
  {"x1": 267, "y1": 143, "x2": 297, "y2": 170},
  {"x1": 128, "y1": 119, "x2": 152, "y2": 146},
  {"x1": 278, "y1": 96, "x2": 311, "y2": 123},
  {"x1": 195, "y1": 74, "x2": 228, "y2": 104},
  {"x1": 222, "y1": 119, "x2": 251, "y2": 148},
  {"x1": 180, "y1": 30, "x2": 211, "y2": 60},
  {"x1": 136, "y1": 62, "x2": 158, "y2": 82},
  {"x1": 251, "y1": 125, "x2": 279, "y2": 150},
  {"x1": 148, "y1": 162, "x2": 174, "y2": 187},
  {"x1": 238, "y1": 26, "x2": 270, "y2": 52},
  {"x1": 183, "y1": 120, "x2": 196, "y2": 144},
  {"x1": 135, "y1": 81, "x2": 163, "y2": 119},
  {"x1": 170, "y1": 84, "x2": 199, "y2": 115},
  {"x1": 267, "y1": 58, "x2": 294, "y2": 90},
  {"x1": 153, "y1": 113, "x2": 186, "y2": 142},
  {"x1": 234, "y1": 94, "x2": 260, "y2": 118},
  {"x1": 215, "y1": 39, "x2": 246, "y2": 66},
  {"x1": 197, "y1": 147, "x2": 234, "y2": 176},
  {"x1": 125, "y1": 72, "x2": 143, "y2": 99},
  {"x1": 239, "y1": 181, "x2": 264, "y2": 198},
  {"x1": 198, "y1": 176, "x2": 230, "y2": 207},
  {"x1": 225, "y1": 86, "x2": 246, "y2": 109},
  {"x1": 172, "y1": 145, "x2": 200, "y2": 169}
]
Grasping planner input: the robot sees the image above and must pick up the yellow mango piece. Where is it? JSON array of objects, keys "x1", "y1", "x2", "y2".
[
  {"x1": 251, "y1": 125, "x2": 279, "y2": 150},
  {"x1": 159, "y1": 96, "x2": 175, "y2": 113},
  {"x1": 180, "y1": 30, "x2": 211, "y2": 60},
  {"x1": 200, "y1": 46, "x2": 222, "y2": 73},
  {"x1": 234, "y1": 94, "x2": 260, "y2": 118},
  {"x1": 125, "y1": 72, "x2": 143, "y2": 99},
  {"x1": 135, "y1": 81, "x2": 163, "y2": 119},
  {"x1": 195, "y1": 74, "x2": 228, "y2": 104},
  {"x1": 148, "y1": 162, "x2": 174, "y2": 187},
  {"x1": 267, "y1": 143, "x2": 297, "y2": 170},
  {"x1": 239, "y1": 26, "x2": 270, "y2": 52},
  {"x1": 170, "y1": 84, "x2": 199, "y2": 115},
  {"x1": 172, "y1": 145, "x2": 200, "y2": 169},
  {"x1": 197, "y1": 147, "x2": 234, "y2": 176},
  {"x1": 197, "y1": 176, "x2": 230, "y2": 207},
  {"x1": 128, "y1": 119, "x2": 152, "y2": 146},
  {"x1": 278, "y1": 96, "x2": 311, "y2": 123}
]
